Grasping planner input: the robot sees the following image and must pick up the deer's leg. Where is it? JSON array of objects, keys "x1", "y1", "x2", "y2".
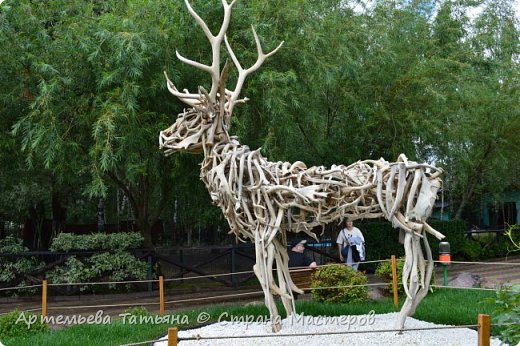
[
  {"x1": 397, "y1": 231, "x2": 421, "y2": 331},
  {"x1": 253, "y1": 228, "x2": 281, "y2": 332},
  {"x1": 273, "y1": 238, "x2": 296, "y2": 317},
  {"x1": 409, "y1": 233, "x2": 434, "y2": 315}
]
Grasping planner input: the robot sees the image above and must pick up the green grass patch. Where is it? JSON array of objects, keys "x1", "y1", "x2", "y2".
[
  {"x1": 2, "y1": 288, "x2": 496, "y2": 346},
  {"x1": 413, "y1": 288, "x2": 495, "y2": 325}
]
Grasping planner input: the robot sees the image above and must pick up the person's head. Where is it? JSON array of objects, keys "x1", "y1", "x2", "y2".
[
  {"x1": 345, "y1": 218, "x2": 353, "y2": 229},
  {"x1": 290, "y1": 239, "x2": 307, "y2": 253}
]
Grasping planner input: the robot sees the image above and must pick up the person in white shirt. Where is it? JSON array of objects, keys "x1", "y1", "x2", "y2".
[{"x1": 336, "y1": 219, "x2": 365, "y2": 271}]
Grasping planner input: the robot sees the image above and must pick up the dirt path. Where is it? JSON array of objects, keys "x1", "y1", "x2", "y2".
[{"x1": 0, "y1": 286, "x2": 264, "y2": 324}]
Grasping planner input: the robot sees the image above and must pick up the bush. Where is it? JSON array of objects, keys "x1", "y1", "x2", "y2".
[
  {"x1": 463, "y1": 240, "x2": 482, "y2": 259},
  {"x1": 46, "y1": 252, "x2": 148, "y2": 291},
  {"x1": 375, "y1": 257, "x2": 436, "y2": 296},
  {"x1": 46, "y1": 233, "x2": 148, "y2": 291},
  {"x1": 464, "y1": 233, "x2": 512, "y2": 260},
  {"x1": 310, "y1": 263, "x2": 368, "y2": 303},
  {"x1": 505, "y1": 225, "x2": 520, "y2": 253},
  {"x1": 0, "y1": 236, "x2": 42, "y2": 293},
  {"x1": 122, "y1": 306, "x2": 151, "y2": 317},
  {"x1": 0, "y1": 309, "x2": 48, "y2": 339},
  {"x1": 375, "y1": 257, "x2": 405, "y2": 295},
  {"x1": 50, "y1": 232, "x2": 143, "y2": 252},
  {"x1": 486, "y1": 285, "x2": 520, "y2": 345}
]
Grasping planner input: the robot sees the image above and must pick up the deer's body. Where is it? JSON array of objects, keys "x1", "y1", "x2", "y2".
[
  {"x1": 202, "y1": 139, "x2": 382, "y2": 238},
  {"x1": 160, "y1": 0, "x2": 444, "y2": 332}
]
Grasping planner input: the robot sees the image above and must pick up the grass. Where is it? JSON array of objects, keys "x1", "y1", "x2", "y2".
[
  {"x1": 413, "y1": 287, "x2": 495, "y2": 325},
  {"x1": 2, "y1": 288, "x2": 496, "y2": 346}
]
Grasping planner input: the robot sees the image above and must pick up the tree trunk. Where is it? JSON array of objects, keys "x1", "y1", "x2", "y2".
[
  {"x1": 454, "y1": 184, "x2": 475, "y2": 220},
  {"x1": 186, "y1": 225, "x2": 193, "y2": 247},
  {"x1": 136, "y1": 215, "x2": 154, "y2": 249},
  {"x1": 97, "y1": 198, "x2": 105, "y2": 232},
  {"x1": 51, "y1": 192, "x2": 66, "y2": 239},
  {"x1": 26, "y1": 202, "x2": 46, "y2": 249},
  {"x1": 454, "y1": 143, "x2": 493, "y2": 220},
  {"x1": 107, "y1": 171, "x2": 169, "y2": 250}
]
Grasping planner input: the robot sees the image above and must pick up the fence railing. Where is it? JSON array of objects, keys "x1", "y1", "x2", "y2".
[
  {"x1": 1, "y1": 257, "x2": 520, "y2": 345},
  {"x1": 2, "y1": 257, "x2": 520, "y2": 317}
]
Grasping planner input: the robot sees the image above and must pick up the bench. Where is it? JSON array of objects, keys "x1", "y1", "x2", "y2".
[{"x1": 289, "y1": 268, "x2": 314, "y2": 292}]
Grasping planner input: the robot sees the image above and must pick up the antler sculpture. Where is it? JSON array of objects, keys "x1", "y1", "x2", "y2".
[{"x1": 160, "y1": 0, "x2": 444, "y2": 332}]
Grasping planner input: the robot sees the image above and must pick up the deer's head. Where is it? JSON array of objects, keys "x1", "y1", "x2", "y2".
[{"x1": 159, "y1": 0, "x2": 283, "y2": 156}]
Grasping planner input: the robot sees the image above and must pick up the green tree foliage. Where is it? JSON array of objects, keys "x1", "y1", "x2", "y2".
[
  {"x1": 1, "y1": 0, "x2": 518, "y2": 247},
  {"x1": 2, "y1": 0, "x2": 188, "y2": 246}
]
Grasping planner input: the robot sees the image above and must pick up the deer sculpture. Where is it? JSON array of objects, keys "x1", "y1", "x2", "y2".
[{"x1": 160, "y1": 0, "x2": 444, "y2": 332}]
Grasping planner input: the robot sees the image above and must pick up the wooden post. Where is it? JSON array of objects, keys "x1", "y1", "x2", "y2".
[
  {"x1": 167, "y1": 327, "x2": 178, "y2": 346},
  {"x1": 42, "y1": 279, "x2": 48, "y2": 317},
  {"x1": 391, "y1": 255, "x2": 399, "y2": 308},
  {"x1": 159, "y1": 275, "x2": 165, "y2": 316},
  {"x1": 478, "y1": 314, "x2": 490, "y2": 346}
]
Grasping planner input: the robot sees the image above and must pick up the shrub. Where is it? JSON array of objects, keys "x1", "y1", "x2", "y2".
[
  {"x1": 310, "y1": 263, "x2": 368, "y2": 303},
  {"x1": 463, "y1": 240, "x2": 482, "y2": 259},
  {"x1": 46, "y1": 252, "x2": 148, "y2": 291},
  {"x1": 505, "y1": 225, "x2": 520, "y2": 254},
  {"x1": 375, "y1": 257, "x2": 436, "y2": 295},
  {"x1": 122, "y1": 306, "x2": 151, "y2": 317},
  {"x1": 46, "y1": 232, "x2": 148, "y2": 291},
  {"x1": 0, "y1": 309, "x2": 48, "y2": 339},
  {"x1": 50, "y1": 232, "x2": 143, "y2": 252},
  {"x1": 464, "y1": 233, "x2": 512, "y2": 260},
  {"x1": 0, "y1": 236, "x2": 42, "y2": 293},
  {"x1": 486, "y1": 284, "x2": 520, "y2": 345},
  {"x1": 375, "y1": 257, "x2": 405, "y2": 295}
]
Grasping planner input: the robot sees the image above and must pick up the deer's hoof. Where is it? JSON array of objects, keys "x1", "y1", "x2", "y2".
[{"x1": 272, "y1": 321, "x2": 282, "y2": 333}]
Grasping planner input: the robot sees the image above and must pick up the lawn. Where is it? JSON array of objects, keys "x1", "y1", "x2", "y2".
[{"x1": 2, "y1": 288, "x2": 496, "y2": 346}]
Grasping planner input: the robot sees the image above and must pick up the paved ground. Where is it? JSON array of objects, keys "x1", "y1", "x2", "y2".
[{"x1": 433, "y1": 255, "x2": 520, "y2": 287}]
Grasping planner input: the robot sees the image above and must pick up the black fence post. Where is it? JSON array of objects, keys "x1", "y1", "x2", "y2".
[
  {"x1": 147, "y1": 254, "x2": 153, "y2": 293},
  {"x1": 230, "y1": 244, "x2": 237, "y2": 287},
  {"x1": 179, "y1": 248, "x2": 184, "y2": 283}
]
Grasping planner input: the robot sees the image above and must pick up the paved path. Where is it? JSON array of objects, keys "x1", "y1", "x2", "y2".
[{"x1": 433, "y1": 255, "x2": 520, "y2": 287}]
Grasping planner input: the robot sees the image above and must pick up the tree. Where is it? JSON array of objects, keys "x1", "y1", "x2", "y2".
[
  {"x1": 438, "y1": 0, "x2": 520, "y2": 219},
  {"x1": 4, "y1": 0, "x2": 184, "y2": 247},
  {"x1": 2, "y1": 0, "x2": 519, "y2": 248}
]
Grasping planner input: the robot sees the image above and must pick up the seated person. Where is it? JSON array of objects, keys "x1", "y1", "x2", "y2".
[{"x1": 288, "y1": 239, "x2": 317, "y2": 269}]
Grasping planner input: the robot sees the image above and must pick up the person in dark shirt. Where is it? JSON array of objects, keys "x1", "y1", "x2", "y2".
[{"x1": 288, "y1": 239, "x2": 317, "y2": 268}]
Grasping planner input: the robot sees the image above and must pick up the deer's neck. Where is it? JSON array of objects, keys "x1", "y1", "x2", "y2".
[{"x1": 200, "y1": 137, "x2": 251, "y2": 205}]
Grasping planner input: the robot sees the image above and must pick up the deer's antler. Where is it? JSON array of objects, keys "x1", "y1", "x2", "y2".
[
  {"x1": 166, "y1": 0, "x2": 236, "y2": 105},
  {"x1": 224, "y1": 26, "x2": 284, "y2": 116},
  {"x1": 166, "y1": 0, "x2": 283, "y2": 117}
]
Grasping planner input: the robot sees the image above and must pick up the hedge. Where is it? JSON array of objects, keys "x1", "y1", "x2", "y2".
[{"x1": 358, "y1": 219, "x2": 466, "y2": 263}]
